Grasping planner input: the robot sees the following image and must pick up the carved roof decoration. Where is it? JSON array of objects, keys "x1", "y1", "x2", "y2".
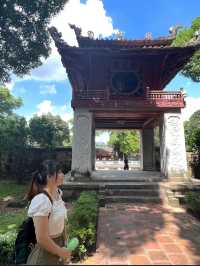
[
  {"x1": 48, "y1": 26, "x2": 69, "y2": 52},
  {"x1": 49, "y1": 26, "x2": 200, "y2": 52},
  {"x1": 49, "y1": 25, "x2": 200, "y2": 51},
  {"x1": 68, "y1": 24, "x2": 183, "y2": 49}
]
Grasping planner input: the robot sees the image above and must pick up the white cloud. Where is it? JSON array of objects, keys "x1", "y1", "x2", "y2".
[
  {"x1": 5, "y1": 81, "x2": 15, "y2": 91},
  {"x1": 60, "y1": 112, "x2": 73, "y2": 122},
  {"x1": 18, "y1": 0, "x2": 118, "y2": 82},
  {"x1": 182, "y1": 97, "x2": 200, "y2": 121},
  {"x1": 37, "y1": 100, "x2": 54, "y2": 116},
  {"x1": 36, "y1": 100, "x2": 73, "y2": 122},
  {"x1": 60, "y1": 105, "x2": 68, "y2": 112},
  {"x1": 95, "y1": 131, "x2": 109, "y2": 144},
  {"x1": 29, "y1": 56, "x2": 67, "y2": 81},
  {"x1": 51, "y1": 0, "x2": 118, "y2": 43},
  {"x1": 40, "y1": 84, "x2": 57, "y2": 95}
]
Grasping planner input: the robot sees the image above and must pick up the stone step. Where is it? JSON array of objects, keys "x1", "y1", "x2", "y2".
[
  {"x1": 105, "y1": 188, "x2": 160, "y2": 197},
  {"x1": 62, "y1": 182, "x2": 161, "y2": 190},
  {"x1": 61, "y1": 181, "x2": 163, "y2": 202},
  {"x1": 92, "y1": 177, "x2": 163, "y2": 182},
  {"x1": 103, "y1": 196, "x2": 162, "y2": 204},
  {"x1": 104, "y1": 182, "x2": 161, "y2": 190}
]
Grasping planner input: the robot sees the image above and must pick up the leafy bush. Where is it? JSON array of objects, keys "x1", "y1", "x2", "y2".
[
  {"x1": 0, "y1": 209, "x2": 26, "y2": 235},
  {"x1": 0, "y1": 209, "x2": 27, "y2": 264},
  {"x1": 0, "y1": 192, "x2": 99, "y2": 263},
  {"x1": 68, "y1": 191, "x2": 99, "y2": 261},
  {"x1": 185, "y1": 191, "x2": 200, "y2": 214},
  {"x1": 0, "y1": 231, "x2": 17, "y2": 264},
  {"x1": 0, "y1": 208, "x2": 26, "y2": 264}
]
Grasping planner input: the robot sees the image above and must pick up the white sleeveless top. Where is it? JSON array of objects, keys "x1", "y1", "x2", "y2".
[{"x1": 28, "y1": 190, "x2": 67, "y2": 237}]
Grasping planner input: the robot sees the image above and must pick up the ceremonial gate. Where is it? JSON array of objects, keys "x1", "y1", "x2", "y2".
[{"x1": 50, "y1": 25, "x2": 200, "y2": 180}]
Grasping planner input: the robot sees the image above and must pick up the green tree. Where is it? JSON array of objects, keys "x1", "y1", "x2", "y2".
[
  {"x1": 184, "y1": 110, "x2": 200, "y2": 151},
  {"x1": 109, "y1": 130, "x2": 140, "y2": 158},
  {"x1": 189, "y1": 128, "x2": 200, "y2": 154},
  {"x1": 29, "y1": 113, "x2": 70, "y2": 148},
  {"x1": 0, "y1": 0, "x2": 68, "y2": 83},
  {"x1": 0, "y1": 87, "x2": 22, "y2": 116},
  {"x1": 0, "y1": 88, "x2": 29, "y2": 181},
  {"x1": 172, "y1": 17, "x2": 200, "y2": 82},
  {"x1": 187, "y1": 127, "x2": 200, "y2": 178},
  {"x1": 0, "y1": 115, "x2": 29, "y2": 180}
]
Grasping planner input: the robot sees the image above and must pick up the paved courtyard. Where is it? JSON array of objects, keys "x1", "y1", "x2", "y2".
[
  {"x1": 82, "y1": 203, "x2": 200, "y2": 265},
  {"x1": 95, "y1": 160, "x2": 141, "y2": 171},
  {"x1": 91, "y1": 169, "x2": 161, "y2": 181}
]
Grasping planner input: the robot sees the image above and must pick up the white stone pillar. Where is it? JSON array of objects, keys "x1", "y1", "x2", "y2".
[
  {"x1": 141, "y1": 128, "x2": 155, "y2": 171},
  {"x1": 72, "y1": 109, "x2": 95, "y2": 176},
  {"x1": 159, "y1": 111, "x2": 187, "y2": 179}
]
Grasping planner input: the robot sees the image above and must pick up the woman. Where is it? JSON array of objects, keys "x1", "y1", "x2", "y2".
[{"x1": 26, "y1": 160, "x2": 71, "y2": 265}]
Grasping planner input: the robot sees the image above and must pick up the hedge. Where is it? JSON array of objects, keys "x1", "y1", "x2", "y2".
[{"x1": 67, "y1": 191, "x2": 99, "y2": 261}]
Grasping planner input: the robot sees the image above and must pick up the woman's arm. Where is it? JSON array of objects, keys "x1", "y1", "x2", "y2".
[{"x1": 33, "y1": 216, "x2": 71, "y2": 260}]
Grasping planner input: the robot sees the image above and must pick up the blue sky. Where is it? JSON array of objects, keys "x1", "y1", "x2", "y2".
[
  {"x1": 102, "y1": 0, "x2": 200, "y2": 38},
  {"x1": 10, "y1": 0, "x2": 200, "y2": 131}
]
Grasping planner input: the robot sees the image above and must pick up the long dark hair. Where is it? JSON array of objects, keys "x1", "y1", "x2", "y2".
[{"x1": 27, "y1": 160, "x2": 61, "y2": 201}]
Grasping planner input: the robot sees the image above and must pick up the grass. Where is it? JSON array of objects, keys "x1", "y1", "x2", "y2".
[
  {"x1": 0, "y1": 180, "x2": 29, "y2": 201},
  {"x1": 0, "y1": 180, "x2": 29, "y2": 235},
  {"x1": 0, "y1": 208, "x2": 26, "y2": 234}
]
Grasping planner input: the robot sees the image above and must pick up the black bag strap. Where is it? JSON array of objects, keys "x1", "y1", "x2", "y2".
[
  {"x1": 41, "y1": 190, "x2": 53, "y2": 205},
  {"x1": 40, "y1": 190, "x2": 53, "y2": 219}
]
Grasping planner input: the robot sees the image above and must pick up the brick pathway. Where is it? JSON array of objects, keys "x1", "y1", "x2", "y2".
[{"x1": 81, "y1": 203, "x2": 200, "y2": 265}]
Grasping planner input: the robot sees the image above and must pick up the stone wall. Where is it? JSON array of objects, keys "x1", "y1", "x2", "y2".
[{"x1": 5, "y1": 147, "x2": 72, "y2": 180}]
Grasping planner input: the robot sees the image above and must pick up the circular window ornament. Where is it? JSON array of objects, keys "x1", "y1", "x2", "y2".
[{"x1": 111, "y1": 71, "x2": 140, "y2": 96}]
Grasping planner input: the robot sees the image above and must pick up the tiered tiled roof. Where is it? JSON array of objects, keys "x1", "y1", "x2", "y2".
[
  {"x1": 49, "y1": 25, "x2": 200, "y2": 94},
  {"x1": 69, "y1": 24, "x2": 176, "y2": 49}
]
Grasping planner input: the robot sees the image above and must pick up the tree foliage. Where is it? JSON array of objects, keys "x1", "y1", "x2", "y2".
[
  {"x1": 29, "y1": 113, "x2": 70, "y2": 148},
  {"x1": 0, "y1": 87, "x2": 22, "y2": 116},
  {"x1": 0, "y1": 115, "x2": 28, "y2": 153},
  {"x1": 0, "y1": 88, "x2": 28, "y2": 180},
  {"x1": 0, "y1": 88, "x2": 71, "y2": 180},
  {"x1": 0, "y1": 0, "x2": 68, "y2": 83},
  {"x1": 184, "y1": 109, "x2": 200, "y2": 151},
  {"x1": 172, "y1": 17, "x2": 200, "y2": 82},
  {"x1": 189, "y1": 128, "x2": 200, "y2": 154},
  {"x1": 108, "y1": 130, "x2": 140, "y2": 158}
]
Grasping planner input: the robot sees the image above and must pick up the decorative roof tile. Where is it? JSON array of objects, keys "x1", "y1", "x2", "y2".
[{"x1": 69, "y1": 24, "x2": 177, "y2": 49}]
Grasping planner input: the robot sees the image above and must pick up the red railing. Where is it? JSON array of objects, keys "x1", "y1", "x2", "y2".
[
  {"x1": 74, "y1": 89, "x2": 185, "y2": 108},
  {"x1": 76, "y1": 89, "x2": 184, "y2": 100},
  {"x1": 148, "y1": 90, "x2": 184, "y2": 100}
]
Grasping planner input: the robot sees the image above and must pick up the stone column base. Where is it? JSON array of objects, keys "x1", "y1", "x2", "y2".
[{"x1": 65, "y1": 170, "x2": 92, "y2": 182}]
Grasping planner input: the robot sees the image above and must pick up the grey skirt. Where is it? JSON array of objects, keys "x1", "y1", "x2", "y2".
[{"x1": 26, "y1": 234, "x2": 65, "y2": 265}]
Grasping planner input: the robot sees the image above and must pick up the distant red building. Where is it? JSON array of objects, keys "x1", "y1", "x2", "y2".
[{"x1": 96, "y1": 147, "x2": 113, "y2": 160}]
